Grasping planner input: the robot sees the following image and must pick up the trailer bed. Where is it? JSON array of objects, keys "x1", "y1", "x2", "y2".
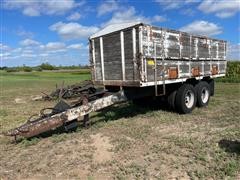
[{"x1": 89, "y1": 22, "x2": 227, "y2": 87}]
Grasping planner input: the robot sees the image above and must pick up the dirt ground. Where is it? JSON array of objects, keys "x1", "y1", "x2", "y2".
[{"x1": 0, "y1": 81, "x2": 240, "y2": 179}]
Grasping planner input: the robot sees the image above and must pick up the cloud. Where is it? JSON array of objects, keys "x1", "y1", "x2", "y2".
[
  {"x1": 179, "y1": 20, "x2": 222, "y2": 36},
  {"x1": 49, "y1": 21, "x2": 99, "y2": 40},
  {"x1": 45, "y1": 42, "x2": 66, "y2": 52},
  {"x1": 0, "y1": 52, "x2": 11, "y2": 58},
  {"x1": 155, "y1": 0, "x2": 200, "y2": 10},
  {"x1": 2, "y1": 40, "x2": 90, "y2": 66},
  {"x1": 198, "y1": 0, "x2": 240, "y2": 18},
  {"x1": 181, "y1": 8, "x2": 195, "y2": 16},
  {"x1": 67, "y1": 12, "x2": 81, "y2": 21},
  {"x1": 103, "y1": 7, "x2": 166, "y2": 27},
  {"x1": 19, "y1": 39, "x2": 40, "y2": 46},
  {"x1": 227, "y1": 43, "x2": 240, "y2": 60},
  {"x1": 3, "y1": 0, "x2": 81, "y2": 16},
  {"x1": 0, "y1": 43, "x2": 11, "y2": 51},
  {"x1": 97, "y1": 0, "x2": 119, "y2": 16},
  {"x1": 152, "y1": 15, "x2": 167, "y2": 23},
  {"x1": 67, "y1": 43, "x2": 85, "y2": 49},
  {"x1": 15, "y1": 27, "x2": 34, "y2": 38}
]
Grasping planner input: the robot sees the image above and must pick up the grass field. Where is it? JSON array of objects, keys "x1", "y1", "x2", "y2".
[{"x1": 0, "y1": 70, "x2": 240, "y2": 179}]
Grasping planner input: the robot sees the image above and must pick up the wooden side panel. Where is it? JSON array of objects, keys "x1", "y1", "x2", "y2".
[
  {"x1": 198, "y1": 37, "x2": 209, "y2": 58},
  {"x1": 181, "y1": 33, "x2": 191, "y2": 58},
  {"x1": 124, "y1": 29, "x2": 134, "y2": 80},
  {"x1": 218, "y1": 41, "x2": 225, "y2": 59},
  {"x1": 103, "y1": 33, "x2": 122, "y2": 80},
  {"x1": 141, "y1": 25, "x2": 226, "y2": 61},
  {"x1": 166, "y1": 32, "x2": 180, "y2": 58}
]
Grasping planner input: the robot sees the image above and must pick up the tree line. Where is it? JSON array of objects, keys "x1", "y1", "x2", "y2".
[{"x1": 0, "y1": 63, "x2": 90, "y2": 72}]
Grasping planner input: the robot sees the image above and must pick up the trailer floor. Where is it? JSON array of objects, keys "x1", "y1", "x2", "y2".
[{"x1": 0, "y1": 75, "x2": 239, "y2": 179}]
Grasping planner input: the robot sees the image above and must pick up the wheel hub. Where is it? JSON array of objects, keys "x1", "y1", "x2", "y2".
[
  {"x1": 201, "y1": 87, "x2": 209, "y2": 103},
  {"x1": 185, "y1": 90, "x2": 194, "y2": 108}
]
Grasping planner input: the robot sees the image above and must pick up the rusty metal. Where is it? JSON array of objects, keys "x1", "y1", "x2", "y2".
[
  {"x1": 212, "y1": 65, "x2": 218, "y2": 75},
  {"x1": 41, "y1": 80, "x2": 97, "y2": 100},
  {"x1": 3, "y1": 85, "x2": 126, "y2": 139},
  {"x1": 4, "y1": 116, "x2": 66, "y2": 138},
  {"x1": 191, "y1": 67, "x2": 200, "y2": 77},
  {"x1": 168, "y1": 67, "x2": 178, "y2": 79}
]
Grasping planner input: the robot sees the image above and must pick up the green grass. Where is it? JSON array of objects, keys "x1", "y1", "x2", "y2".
[
  {"x1": 0, "y1": 70, "x2": 90, "y2": 132},
  {"x1": 0, "y1": 70, "x2": 90, "y2": 88},
  {"x1": 0, "y1": 70, "x2": 239, "y2": 179}
]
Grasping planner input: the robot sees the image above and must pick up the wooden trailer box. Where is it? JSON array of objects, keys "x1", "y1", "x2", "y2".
[{"x1": 89, "y1": 22, "x2": 227, "y2": 87}]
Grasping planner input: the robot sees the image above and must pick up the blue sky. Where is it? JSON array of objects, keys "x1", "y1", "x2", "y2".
[{"x1": 1, "y1": 0, "x2": 240, "y2": 67}]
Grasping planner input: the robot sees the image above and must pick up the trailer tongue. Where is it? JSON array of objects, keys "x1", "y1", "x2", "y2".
[{"x1": 3, "y1": 89, "x2": 127, "y2": 139}]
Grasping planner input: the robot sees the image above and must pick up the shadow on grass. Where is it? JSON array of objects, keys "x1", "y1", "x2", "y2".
[
  {"x1": 91, "y1": 97, "x2": 171, "y2": 124},
  {"x1": 219, "y1": 139, "x2": 240, "y2": 155},
  {"x1": 15, "y1": 97, "x2": 172, "y2": 144}
]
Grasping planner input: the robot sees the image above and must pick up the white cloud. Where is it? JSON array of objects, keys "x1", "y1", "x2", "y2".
[
  {"x1": 20, "y1": 39, "x2": 40, "y2": 46},
  {"x1": 227, "y1": 43, "x2": 240, "y2": 60},
  {"x1": 44, "y1": 42, "x2": 66, "y2": 53},
  {"x1": 198, "y1": 0, "x2": 240, "y2": 18},
  {"x1": 103, "y1": 7, "x2": 146, "y2": 26},
  {"x1": 67, "y1": 12, "x2": 81, "y2": 21},
  {"x1": 22, "y1": 49, "x2": 33, "y2": 54},
  {"x1": 39, "y1": 53, "x2": 49, "y2": 57},
  {"x1": 103, "y1": 7, "x2": 166, "y2": 27},
  {"x1": 3, "y1": 0, "x2": 81, "y2": 16},
  {"x1": 45, "y1": 42, "x2": 65, "y2": 50},
  {"x1": 67, "y1": 43, "x2": 85, "y2": 49},
  {"x1": 180, "y1": 20, "x2": 222, "y2": 36},
  {"x1": 16, "y1": 27, "x2": 34, "y2": 38},
  {"x1": 155, "y1": 0, "x2": 200, "y2": 10},
  {"x1": 49, "y1": 21, "x2": 99, "y2": 40},
  {"x1": 181, "y1": 8, "x2": 195, "y2": 16},
  {"x1": 21, "y1": 53, "x2": 37, "y2": 58},
  {"x1": 11, "y1": 48, "x2": 22, "y2": 53},
  {"x1": 152, "y1": 15, "x2": 167, "y2": 23},
  {"x1": 0, "y1": 52, "x2": 10, "y2": 58},
  {"x1": 0, "y1": 43, "x2": 11, "y2": 51},
  {"x1": 2, "y1": 40, "x2": 90, "y2": 66},
  {"x1": 23, "y1": 6, "x2": 40, "y2": 16},
  {"x1": 97, "y1": 0, "x2": 119, "y2": 16}
]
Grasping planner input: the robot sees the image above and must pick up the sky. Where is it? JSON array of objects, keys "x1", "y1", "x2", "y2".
[{"x1": 0, "y1": 0, "x2": 240, "y2": 67}]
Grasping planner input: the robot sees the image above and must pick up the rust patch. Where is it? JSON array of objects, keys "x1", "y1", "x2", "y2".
[
  {"x1": 191, "y1": 66, "x2": 200, "y2": 77},
  {"x1": 168, "y1": 67, "x2": 178, "y2": 79},
  {"x1": 212, "y1": 65, "x2": 218, "y2": 75}
]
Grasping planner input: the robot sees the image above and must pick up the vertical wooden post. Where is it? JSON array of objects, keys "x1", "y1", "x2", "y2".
[
  {"x1": 100, "y1": 37, "x2": 105, "y2": 81},
  {"x1": 132, "y1": 28, "x2": 136, "y2": 80},
  {"x1": 92, "y1": 39, "x2": 96, "y2": 80},
  {"x1": 120, "y1": 31, "x2": 125, "y2": 81}
]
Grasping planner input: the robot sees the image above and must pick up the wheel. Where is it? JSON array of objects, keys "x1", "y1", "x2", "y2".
[
  {"x1": 175, "y1": 84, "x2": 196, "y2": 114},
  {"x1": 195, "y1": 81, "x2": 210, "y2": 107},
  {"x1": 167, "y1": 90, "x2": 177, "y2": 110}
]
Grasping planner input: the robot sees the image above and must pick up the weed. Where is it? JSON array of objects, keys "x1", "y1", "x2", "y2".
[
  {"x1": 0, "y1": 109, "x2": 7, "y2": 117},
  {"x1": 51, "y1": 133, "x2": 67, "y2": 143},
  {"x1": 223, "y1": 161, "x2": 240, "y2": 177},
  {"x1": 20, "y1": 137, "x2": 40, "y2": 147}
]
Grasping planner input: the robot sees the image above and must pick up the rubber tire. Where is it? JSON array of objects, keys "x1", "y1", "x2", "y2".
[
  {"x1": 195, "y1": 81, "x2": 210, "y2": 107},
  {"x1": 175, "y1": 84, "x2": 196, "y2": 114},
  {"x1": 167, "y1": 90, "x2": 177, "y2": 111}
]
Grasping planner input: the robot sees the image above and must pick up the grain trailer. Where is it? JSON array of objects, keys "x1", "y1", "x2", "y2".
[{"x1": 4, "y1": 22, "x2": 227, "y2": 139}]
